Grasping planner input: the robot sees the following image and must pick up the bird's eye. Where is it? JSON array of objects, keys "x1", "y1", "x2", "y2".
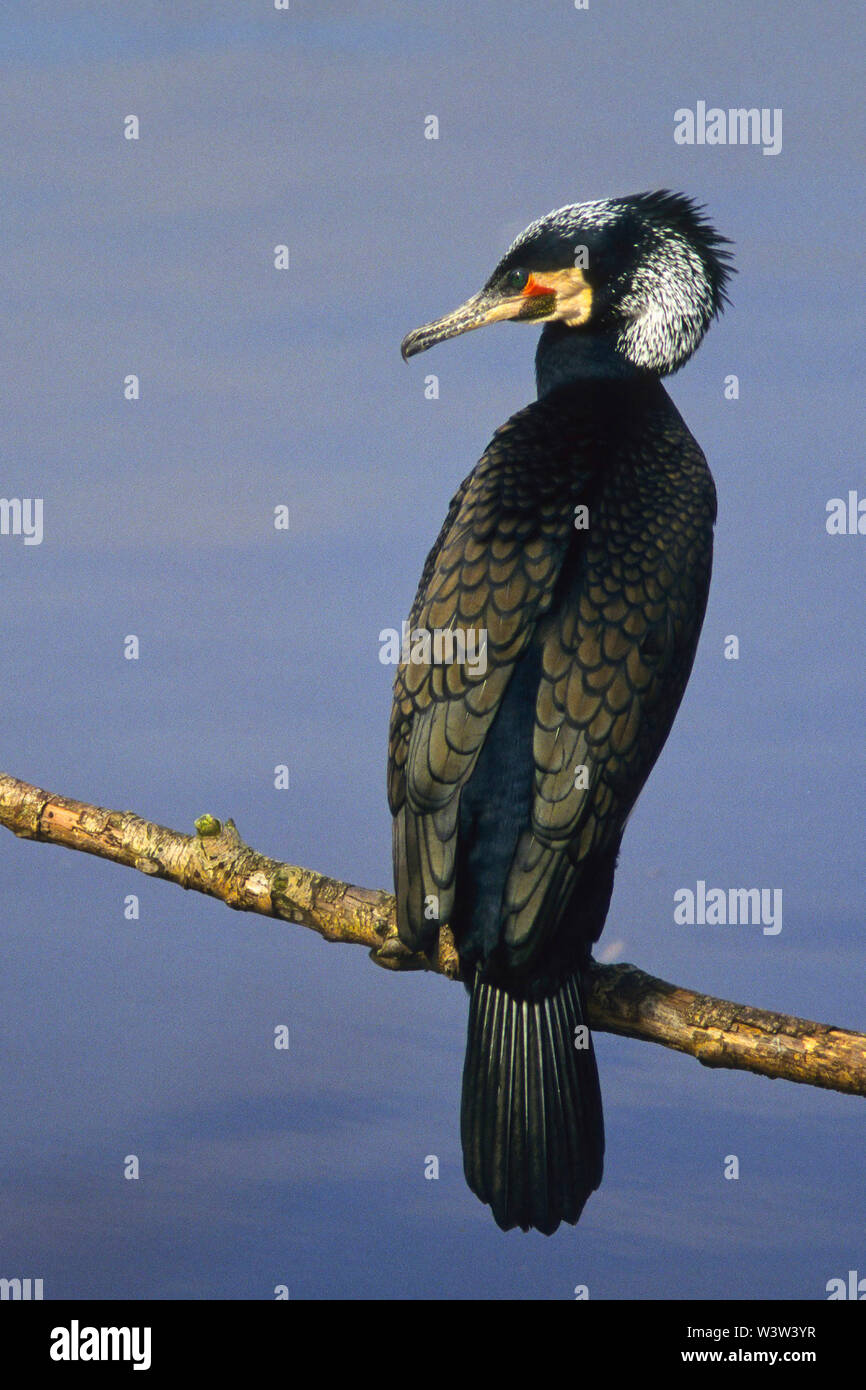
[{"x1": 503, "y1": 268, "x2": 529, "y2": 293}]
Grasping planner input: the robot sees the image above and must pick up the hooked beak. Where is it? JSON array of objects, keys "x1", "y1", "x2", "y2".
[{"x1": 401, "y1": 288, "x2": 518, "y2": 361}]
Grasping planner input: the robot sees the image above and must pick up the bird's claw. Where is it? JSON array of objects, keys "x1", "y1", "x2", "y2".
[{"x1": 369, "y1": 935, "x2": 428, "y2": 971}]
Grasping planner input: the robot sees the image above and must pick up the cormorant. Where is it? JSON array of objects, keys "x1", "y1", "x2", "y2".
[{"x1": 389, "y1": 191, "x2": 731, "y2": 1234}]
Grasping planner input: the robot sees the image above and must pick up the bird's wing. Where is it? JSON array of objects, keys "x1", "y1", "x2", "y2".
[
  {"x1": 389, "y1": 401, "x2": 592, "y2": 949},
  {"x1": 500, "y1": 424, "x2": 715, "y2": 968}
]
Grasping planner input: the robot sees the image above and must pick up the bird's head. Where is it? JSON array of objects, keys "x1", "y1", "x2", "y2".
[{"x1": 401, "y1": 191, "x2": 732, "y2": 378}]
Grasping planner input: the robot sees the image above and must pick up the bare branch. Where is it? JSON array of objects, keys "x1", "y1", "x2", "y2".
[{"x1": 2, "y1": 770, "x2": 863, "y2": 1097}]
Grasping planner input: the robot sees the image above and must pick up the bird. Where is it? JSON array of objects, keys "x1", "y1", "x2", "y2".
[{"x1": 388, "y1": 190, "x2": 732, "y2": 1235}]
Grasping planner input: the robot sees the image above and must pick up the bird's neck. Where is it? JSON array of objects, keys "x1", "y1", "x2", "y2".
[{"x1": 535, "y1": 323, "x2": 646, "y2": 396}]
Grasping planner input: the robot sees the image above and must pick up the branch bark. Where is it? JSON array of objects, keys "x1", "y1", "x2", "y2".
[{"x1": 2, "y1": 770, "x2": 864, "y2": 1098}]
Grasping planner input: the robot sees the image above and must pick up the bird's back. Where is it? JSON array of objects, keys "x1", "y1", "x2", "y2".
[{"x1": 389, "y1": 374, "x2": 716, "y2": 984}]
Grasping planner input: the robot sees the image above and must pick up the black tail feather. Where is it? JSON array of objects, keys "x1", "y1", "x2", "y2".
[{"x1": 460, "y1": 972, "x2": 604, "y2": 1234}]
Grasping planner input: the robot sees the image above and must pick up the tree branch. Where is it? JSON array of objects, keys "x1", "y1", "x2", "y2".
[{"x1": 2, "y1": 770, "x2": 864, "y2": 1097}]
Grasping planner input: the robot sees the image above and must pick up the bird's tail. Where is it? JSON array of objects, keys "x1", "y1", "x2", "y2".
[{"x1": 460, "y1": 971, "x2": 604, "y2": 1234}]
